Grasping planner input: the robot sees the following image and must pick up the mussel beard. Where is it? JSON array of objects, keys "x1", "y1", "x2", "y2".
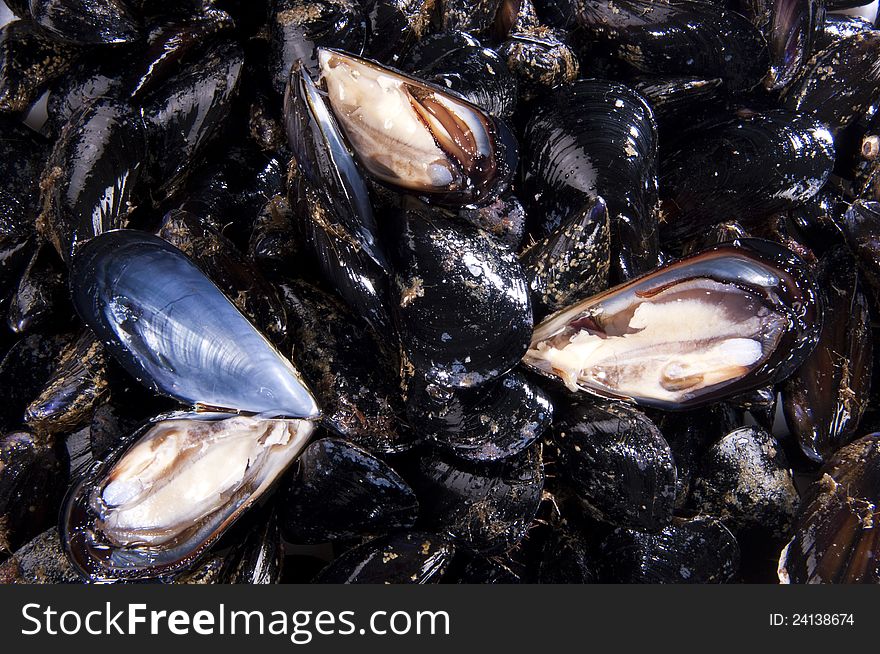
[
  {"x1": 524, "y1": 278, "x2": 788, "y2": 405},
  {"x1": 317, "y1": 49, "x2": 500, "y2": 202},
  {"x1": 87, "y1": 416, "x2": 313, "y2": 551}
]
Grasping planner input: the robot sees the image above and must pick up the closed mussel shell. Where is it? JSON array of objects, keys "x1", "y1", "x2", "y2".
[
  {"x1": 0, "y1": 19, "x2": 79, "y2": 114},
  {"x1": 282, "y1": 437, "x2": 419, "y2": 543},
  {"x1": 554, "y1": 398, "x2": 676, "y2": 530},
  {"x1": 391, "y1": 202, "x2": 532, "y2": 389},
  {"x1": 691, "y1": 427, "x2": 799, "y2": 539},
  {"x1": 280, "y1": 279, "x2": 409, "y2": 454},
  {"x1": 29, "y1": 0, "x2": 143, "y2": 45},
  {"x1": 782, "y1": 31, "x2": 880, "y2": 135},
  {"x1": 37, "y1": 99, "x2": 148, "y2": 262},
  {"x1": 782, "y1": 247, "x2": 873, "y2": 462},
  {"x1": 779, "y1": 433, "x2": 880, "y2": 583},
  {"x1": 659, "y1": 109, "x2": 834, "y2": 245},
  {"x1": 405, "y1": 371, "x2": 553, "y2": 463},
  {"x1": 405, "y1": 445, "x2": 544, "y2": 553},
  {"x1": 520, "y1": 195, "x2": 610, "y2": 319},
  {"x1": 523, "y1": 79, "x2": 659, "y2": 282},
  {"x1": 570, "y1": 0, "x2": 769, "y2": 92},
  {"x1": 314, "y1": 531, "x2": 455, "y2": 583},
  {"x1": 598, "y1": 516, "x2": 741, "y2": 583},
  {"x1": 0, "y1": 430, "x2": 69, "y2": 555}
]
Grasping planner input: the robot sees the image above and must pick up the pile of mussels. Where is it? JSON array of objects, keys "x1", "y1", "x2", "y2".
[{"x1": 2, "y1": 0, "x2": 880, "y2": 584}]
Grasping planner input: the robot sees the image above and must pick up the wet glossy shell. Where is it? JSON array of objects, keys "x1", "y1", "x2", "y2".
[
  {"x1": 779, "y1": 433, "x2": 880, "y2": 583},
  {"x1": 69, "y1": 230, "x2": 319, "y2": 419}
]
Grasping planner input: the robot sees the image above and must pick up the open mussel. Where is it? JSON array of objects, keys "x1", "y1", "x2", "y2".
[
  {"x1": 61, "y1": 230, "x2": 320, "y2": 581},
  {"x1": 284, "y1": 62, "x2": 392, "y2": 335},
  {"x1": 316, "y1": 48, "x2": 517, "y2": 206},
  {"x1": 523, "y1": 239, "x2": 822, "y2": 410},
  {"x1": 779, "y1": 433, "x2": 880, "y2": 583},
  {"x1": 399, "y1": 32, "x2": 519, "y2": 119},
  {"x1": 65, "y1": 413, "x2": 315, "y2": 581}
]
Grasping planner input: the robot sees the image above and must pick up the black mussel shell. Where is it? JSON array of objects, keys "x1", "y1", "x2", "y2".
[
  {"x1": 0, "y1": 431, "x2": 69, "y2": 555},
  {"x1": 363, "y1": 0, "x2": 437, "y2": 64},
  {"x1": 220, "y1": 511, "x2": 285, "y2": 585},
  {"x1": 782, "y1": 247, "x2": 873, "y2": 462},
  {"x1": 405, "y1": 371, "x2": 553, "y2": 463},
  {"x1": 734, "y1": 0, "x2": 826, "y2": 91},
  {"x1": 316, "y1": 48, "x2": 517, "y2": 206},
  {"x1": 782, "y1": 31, "x2": 880, "y2": 135},
  {"x1": 282, "y1": 437, "x2": 418, "y2": 543},
  {"x1": 571, "y1": 0, "x2": 769, "y2": 92},
  {"x1": 0, "y1": 19, "x2": 78, "y2": 114},
  {"x1": 520, "y1": 195, "x2": 610, "y2": 318},
  {"x1": 287, "y1": 161, "x2": 393, "y2": 336},
  {"x1": 391, "y1": 203, "x2": 533, "y2": 389},
  {"x1": 497, "y1": 27, "x2": 580, "y2": 101},
  {"x1": 128, "y1": 8, "x2": 236, "y2": 101},
  {"x1": 524, "y1": 239, "x2": 822, "y2": 410},
  {"x1": 442, "y1": 0, "x2": 504, "y2": 35},
  {"x1": 523, "y1": 79, "x2": 659, "y2": 282},
  {"x1": 8, "y1": 242, "x2": 69, "y2": 334},
  {"x1": 554, "y1": 399, "x2": 676, "y2": 530},
  {"x1": 659, "y1": 110, "x2": 834, "y2": 245},
  {"x1": 838, "y1": 201, "x2": 880, "y2": 303},
  {"x1": 0, "y1": 528, "x2": 81, "y2": 584},
  {"x1": 24, "y1": 330, "x2": 109, "y2": 436},
  {"x1": 280, "y1": 280, "x2": 410, "y2": 454},
  {"x1": 314, "y1": 531, "x2": 455, "y2": 583},
  {"x1": 140, "y1": 39, "x2": 244, "y2": 199},
  {"x1": 815, "y1": 13, "x2": 874, "y2": 51},
  {"x1": 269, "y1": 0, "x2": 367, "y2": 94},
  {"x1": 654, "y1": 404, "x2": 740, "y2": 509},
  {"x1": 68, "y1": 230, "x2": 320, "y2": 419},
  {"x1": 598, "y1": 516, "x2": 741, "y2": 583},
  {"x1": 406, "y1": 446, "x2": 544, "y2": 553},
  {"x1": 691, "y1": 427, "x2": 799, "y2": 539},
  {"x1": 631, "y1": 76, "x2": 723, "y2": 133},
  {"x1": 0, "y1": 332, "x2": 69, "y2": 433},
  {"x1": 779, "y1": 433, "x2": 880, "y2": 583},
  {"x1": 29, "y1": 0, "x2": 142, "y2": 45},
  {"x1": 37, "y1": 99, "x2": 148, "y2": 262}
]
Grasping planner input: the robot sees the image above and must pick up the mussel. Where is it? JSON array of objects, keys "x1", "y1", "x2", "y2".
[
  {"x1": 523, "y1": 240, "x2": 822, "y2": 410},
  {"x1": 316, "y1": 48, "x2": 517, "y2": 206},
  {"x1": 61, "y1": 230, "x2": 320, "y2": 581},
  {"x1": 779, "y1": 433, "x2": 880, "y2": 583}
]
